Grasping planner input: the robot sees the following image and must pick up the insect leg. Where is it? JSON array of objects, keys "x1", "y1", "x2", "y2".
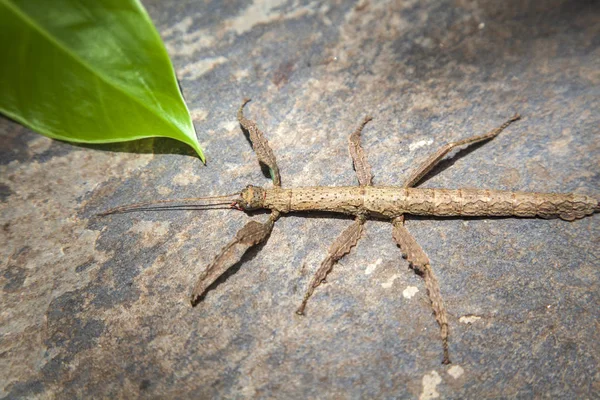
[
  {"x1": 395, "y1": 114, "x2": 519, "y2": 362},
  {"x1": 296, "y1": 216, "x2": 365, "y2": 315},
  {"x1": 403, "y1": 114, "x2": 520, "y2": 188},
  {"x1": 348, "y1": 116, "x2": 374, "y2": 186},
  {"x1": 392, "y1": 217, "x2": 451, "y2": 364},
  {"x1": 191, "y1": 211, "x2": 280, "y2": 305},
  {"x1": 238, "y1": 99, "x2": 282, "y2": 187}
]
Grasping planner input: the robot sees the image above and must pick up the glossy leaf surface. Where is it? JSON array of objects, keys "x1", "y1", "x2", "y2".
[{"x1": 0, "y1": 0, "x2": 204, "y2": 161}]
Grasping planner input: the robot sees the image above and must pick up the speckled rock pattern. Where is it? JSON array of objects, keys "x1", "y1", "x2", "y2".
[{"x1": 1, "y1": 0, "x2": 599, "y2": 398}]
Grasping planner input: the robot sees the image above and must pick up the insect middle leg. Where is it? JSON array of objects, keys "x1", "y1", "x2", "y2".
[
  {"x1": 296, "y1": 215, "x2": 365, "y2": 315},
  {"x1": 296, "y1": 116, "x2": 373, "y2": 315}
]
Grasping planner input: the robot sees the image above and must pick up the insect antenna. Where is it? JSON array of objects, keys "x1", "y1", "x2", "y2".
[{"x1": 97, "y1": 192, "x2": 241, "y2": 216}]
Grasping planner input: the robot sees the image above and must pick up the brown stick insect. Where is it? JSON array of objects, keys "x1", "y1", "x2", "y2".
[{"x1": 101, "y1": 99, "x2": 599, "y2": 364}]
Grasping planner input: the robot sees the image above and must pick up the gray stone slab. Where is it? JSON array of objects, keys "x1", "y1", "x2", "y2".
[{"x1": 1, "y1": 0, "x2": 599, "y2": 398}]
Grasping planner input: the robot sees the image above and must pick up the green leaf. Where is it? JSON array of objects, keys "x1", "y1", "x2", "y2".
[{"x1": 0, "y1": 0, "x2": 205, "y2": 162}]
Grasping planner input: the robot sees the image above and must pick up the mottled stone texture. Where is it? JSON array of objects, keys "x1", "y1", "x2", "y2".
[{"x1": 1, "y1": 0, "x2": 599, "y2": 398}]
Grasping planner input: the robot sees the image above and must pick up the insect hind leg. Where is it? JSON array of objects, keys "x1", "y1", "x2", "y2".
[
  {"x1": 403, "y1": 114, "x2": 520, "y2": 188},
  {"x1": 392, "y1": 217, "x2": 451, "y2": 364}
]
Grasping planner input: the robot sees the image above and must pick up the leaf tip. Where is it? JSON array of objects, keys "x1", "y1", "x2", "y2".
[
  {"x1": 193, "y1": 144, "x2": 206, "y2": 164},
  {"x1": 184, "y1": 137, "x2": 206, "y2": 163}
]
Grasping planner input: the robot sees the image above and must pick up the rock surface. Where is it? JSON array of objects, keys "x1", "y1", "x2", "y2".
[{"x1": 1, "y1": 0, "x2": 599, "y2": 398}]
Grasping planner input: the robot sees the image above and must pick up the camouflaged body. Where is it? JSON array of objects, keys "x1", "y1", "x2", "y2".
[{"x1": 239, "y1": 185, "x2": 598, "y2": 221}]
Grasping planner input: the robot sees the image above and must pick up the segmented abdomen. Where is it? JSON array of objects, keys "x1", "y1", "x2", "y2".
[
  {"x1": 399, "y1": 188, "x2": 597, "y2": 221},
  {"x1": 263, "y1": 187, "x2": 597, "y2": 221}
]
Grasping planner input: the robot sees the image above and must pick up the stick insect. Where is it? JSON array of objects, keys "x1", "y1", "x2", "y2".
[{"x1": 101, "y1": 99, "x2": 599, "y2": 364}]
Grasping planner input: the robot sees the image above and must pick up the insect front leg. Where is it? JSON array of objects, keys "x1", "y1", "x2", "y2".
[
  {"x1": 191, "y1": 212, "x2": 279, "y2": 305},
  {"x1": 238, "y1": 99, "x2": 281, "y2": 187},
  {"x1": 191, "y1": 100, "x2": 284, "y2": 304}
]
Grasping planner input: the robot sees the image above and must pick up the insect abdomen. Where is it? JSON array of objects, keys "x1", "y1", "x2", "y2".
[
  {"x1": 264, "y1": 187, "x2": 597, "y2": 221},
  {"x1": 403, "y1": 189, "x2": 597, "y2": 221}
]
